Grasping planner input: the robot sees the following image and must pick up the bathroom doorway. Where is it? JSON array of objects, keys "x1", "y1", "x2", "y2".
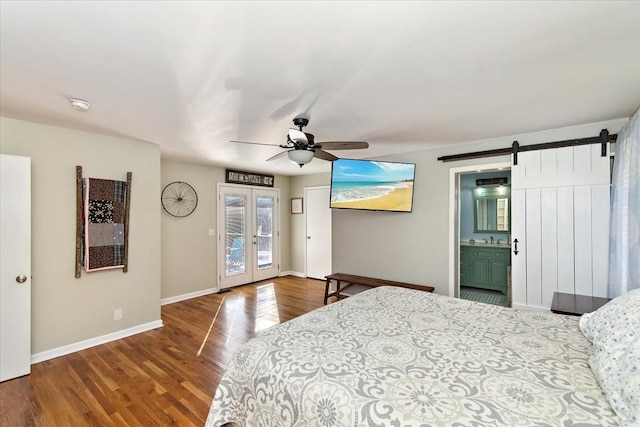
[{"x1": 448, "y1": 162, "x2": 511, "y2": 307}]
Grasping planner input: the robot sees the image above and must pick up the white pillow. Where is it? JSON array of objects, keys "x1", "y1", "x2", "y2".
[
  {"x1": 579, "y1": 288, "x2": 640, "y2": 424},
  {"x1": 579, "y1": 288, "x2": 640, "y2": 343}
]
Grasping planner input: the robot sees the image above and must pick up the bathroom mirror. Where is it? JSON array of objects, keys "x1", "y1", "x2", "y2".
[{"x1": 473, "y1": 187, "x2": 510, "y2": 233}]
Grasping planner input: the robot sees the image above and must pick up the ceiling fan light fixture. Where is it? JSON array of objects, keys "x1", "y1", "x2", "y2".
[
  {"x1": 288, "y1": 149, "x2": 314, "y2": 167},
  {"x1": 231, "y1": 116, "x2": 369, "y2": 168}
]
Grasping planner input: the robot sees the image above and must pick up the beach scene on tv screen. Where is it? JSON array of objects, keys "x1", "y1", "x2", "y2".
[{"x1": 330, "y1": 159, "x2": 415, "y2": 212}]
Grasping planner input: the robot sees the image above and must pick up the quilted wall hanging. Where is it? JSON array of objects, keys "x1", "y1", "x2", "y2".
[{"x1": 76, "y1": 166, "x2": 132, "y2": 277}]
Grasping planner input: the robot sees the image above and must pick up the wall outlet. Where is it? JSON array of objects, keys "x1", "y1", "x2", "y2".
[{"x1": 114, "y1": 309, "x2": 122, "y2": 320}]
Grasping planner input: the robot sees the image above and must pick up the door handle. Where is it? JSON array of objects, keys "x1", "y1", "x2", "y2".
[
  {"x1": 513, "y1": 239, "x2": 519, "y2": 255},
  {"x1": 307, "y1": 236, "x2": 311, "y2": 239},
  {"x1": 16, "y1": 274, "x2": 28, "y2": 283}
]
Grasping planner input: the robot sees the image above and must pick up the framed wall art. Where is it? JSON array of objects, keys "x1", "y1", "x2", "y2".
[{"x1": 291, "y1": 197, "x2": 303, "y2": 214}]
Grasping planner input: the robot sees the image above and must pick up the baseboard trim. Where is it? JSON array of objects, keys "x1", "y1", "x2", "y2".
[
  {"x1": 31, "y1": 320, "x2": 164, "y2": 364},
  {"x1": 161, "y1": 288, "x2": 217, "y2": 306},
  {"x1": 512, "y1": 303, "x2": 550, "y2": 312},
  {"x1": 281, "y1": 271, "x2": 305, "y2": 278}
]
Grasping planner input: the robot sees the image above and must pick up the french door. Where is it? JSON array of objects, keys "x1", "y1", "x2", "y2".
[{"x1": 218, "y1": 185, "x2": 279, "y2": 289}]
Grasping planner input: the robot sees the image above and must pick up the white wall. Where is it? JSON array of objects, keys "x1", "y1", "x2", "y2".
[
  {"x1": 0, "y1": 117, "x2": 162, "y2": 355},
  {"x1": 289, "y1": 173, "x2": 331, "y2": 275},
  {"x1": 0, "y1": 120, "x2": 295, "y2": 358},
  {"x1": 332, "y1": 119, "x2": 628, "y2": 295},
  {"x1": 161, "y1": 159, "x2": 292, "y2": 301},
  {"x1": 160, "y1": 160, "x2": 224, "y2": 301}
]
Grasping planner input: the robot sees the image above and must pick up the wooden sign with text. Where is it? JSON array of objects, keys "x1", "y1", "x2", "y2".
[{"x1": 225, "y1": 169, "x2": 274, "y2": 187}]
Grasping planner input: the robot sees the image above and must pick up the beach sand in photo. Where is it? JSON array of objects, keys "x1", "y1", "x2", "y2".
[{"x1": 331, "y1": 183, "x2": 413, "y2": 211}]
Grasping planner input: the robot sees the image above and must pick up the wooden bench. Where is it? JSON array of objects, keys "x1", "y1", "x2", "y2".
[{"x1": 324, "y1": 273, "x2": 435, "y2": 305}]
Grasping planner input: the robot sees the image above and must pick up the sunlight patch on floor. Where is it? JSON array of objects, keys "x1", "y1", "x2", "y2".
[
  {"x1": 198, "y1": 296, "x2": 225, "y2": 357},
  {"x1": 255, "y1": 283, "x2": 280, "y2": 332}
]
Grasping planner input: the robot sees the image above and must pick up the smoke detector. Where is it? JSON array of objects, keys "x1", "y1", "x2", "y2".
[{"x1": 69, "y1": 98, "x2": 91, "y2": 112}]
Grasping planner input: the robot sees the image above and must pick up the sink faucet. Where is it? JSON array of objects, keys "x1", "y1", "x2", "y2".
[{"x1": 490, "y1": 236, "x2": 494, "y2": 244}]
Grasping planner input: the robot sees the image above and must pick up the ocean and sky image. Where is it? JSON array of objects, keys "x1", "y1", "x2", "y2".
[{"x1": 330, "y1": 159, "x2": 416, "y2": 212}]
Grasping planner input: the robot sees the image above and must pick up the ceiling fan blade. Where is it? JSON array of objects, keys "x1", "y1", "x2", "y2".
[
  {"x1": 314, "y1": 149, "x2": 339, "y2": 161},
  {"x1": 288, "y1": 129, "x2": 308, "y2": 144},
  {"x1": 266, "y1": 150, "x2": 290, "y2": 162},
  {"x1": 230, "y1": 140, "x2": 280, "y2": 147},
  {"x1": 317, "y1": 141, "x2": 369, "y2": 150}
]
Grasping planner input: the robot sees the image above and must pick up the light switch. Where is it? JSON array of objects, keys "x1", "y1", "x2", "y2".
[{"x1": 208, "y1": 228, "x2": 215, "y2": 236}]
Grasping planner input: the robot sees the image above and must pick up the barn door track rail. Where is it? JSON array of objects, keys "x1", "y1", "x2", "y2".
[{"x1": 437, "y1": 129, "x2": 616, "y2": 165}]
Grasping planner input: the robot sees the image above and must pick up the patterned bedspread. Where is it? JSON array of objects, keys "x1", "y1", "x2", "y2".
[{"x1": 206, "y1": 286, "x2": 619, "y2": 426}]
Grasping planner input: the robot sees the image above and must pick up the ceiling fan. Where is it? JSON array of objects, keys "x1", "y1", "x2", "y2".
[{"x1": 231, "y1": 117, "x2": 369, "y2": 167}]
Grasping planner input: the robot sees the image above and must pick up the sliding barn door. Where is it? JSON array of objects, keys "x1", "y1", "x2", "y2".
[{"x1": 511, "y1": 144, "x2": 610, "y2": 310}]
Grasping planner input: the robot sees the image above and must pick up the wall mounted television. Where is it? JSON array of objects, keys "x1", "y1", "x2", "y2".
[{"x1": 330, "y1": 159, "x2": 416, "y2": 212}]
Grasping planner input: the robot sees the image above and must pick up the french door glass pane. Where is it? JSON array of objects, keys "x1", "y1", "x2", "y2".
[
  {"x1": 256, "y1": 196, "x2": 273, "y2": 269},
  {"x1": 225, "y1": 194, "x2": 246, "y2": 275}
]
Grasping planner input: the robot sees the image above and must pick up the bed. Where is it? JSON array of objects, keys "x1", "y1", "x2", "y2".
[{"x1": 206, "y1": 286, "x2": 639, "y2": 426}]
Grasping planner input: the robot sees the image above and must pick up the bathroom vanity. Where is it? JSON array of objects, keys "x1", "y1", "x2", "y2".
[{"x1": 460, "y1": 242, "x2": 510, "y2": 295}]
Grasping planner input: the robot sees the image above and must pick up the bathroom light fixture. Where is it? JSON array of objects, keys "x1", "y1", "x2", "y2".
[
  {"x1": 287, "y1": 149, "x2": 314, "y2": 167},
  {"x1": 476, "y1": 177, "x2": 508, "y2": 187},
  {"x1": 69, "y1": 98, "x2": 91, "y2": 112}
]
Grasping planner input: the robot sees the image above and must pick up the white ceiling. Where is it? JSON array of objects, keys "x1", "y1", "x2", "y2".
[{"x1": 1, "y1": 1, "x2": 639, "y2": 176}]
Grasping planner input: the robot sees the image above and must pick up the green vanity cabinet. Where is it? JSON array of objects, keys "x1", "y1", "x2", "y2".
[
  {"x1": 460, "y1": 247, "x2": 470, "y2": 284},
  {"x1": 460, "y1": 245, "x2": 510, "y2": 295}
]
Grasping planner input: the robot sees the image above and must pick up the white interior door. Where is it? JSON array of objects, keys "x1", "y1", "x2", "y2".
[
  {"x1": 0, "y1": 154, "x2": 31, "y2": 381},
  {"x1": 511, "y1": 144, "x2": 610, "y2": 310},
  {"x1": 305, "y1": 186, "x2": 332, "y2": 280},
  {"x1": 218, "y1": 185, "x2": 279, "y2": 289}
]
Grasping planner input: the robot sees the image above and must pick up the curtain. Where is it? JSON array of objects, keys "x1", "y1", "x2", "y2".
[{"x1": 609, "y1": 108, "x2": 640, "y2": 297}]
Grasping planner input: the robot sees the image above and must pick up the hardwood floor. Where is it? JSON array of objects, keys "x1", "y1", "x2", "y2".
[{"x1": 0, "y1": 276, "x2": 326, "y2": 426}]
